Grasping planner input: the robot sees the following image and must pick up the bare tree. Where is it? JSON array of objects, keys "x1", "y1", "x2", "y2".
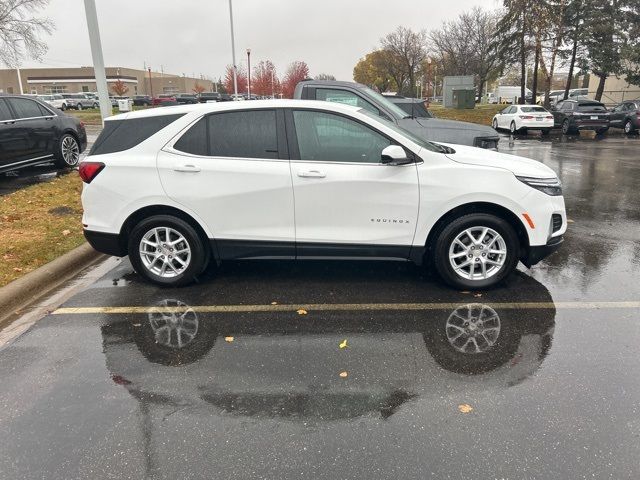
[
  {"x1": 0, "y1": 0, "x2": 53, "y2": 67},
  {"x1": 430, "y1": 7, "x2": 500, "y2": 100},
  {"x1": 381, "y1": 26, "x2": 428, "y2": 95}
]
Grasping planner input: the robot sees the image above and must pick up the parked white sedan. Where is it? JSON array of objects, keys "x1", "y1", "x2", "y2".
[
  {"x1": 37, "y1": 94, "x2": 67, "y2": 111},
  {"x1": 492, "y1": 105, "x2": 554, "y2": 135}
]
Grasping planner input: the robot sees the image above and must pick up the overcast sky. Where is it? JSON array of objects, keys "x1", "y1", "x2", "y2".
[{"x1": 22, "y1": 0, "x2": 499, "y2": 81}]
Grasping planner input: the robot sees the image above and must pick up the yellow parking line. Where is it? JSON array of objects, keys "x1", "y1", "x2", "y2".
[{"x1": 52, "y1": 301, "x2": 640, "y2": 315}]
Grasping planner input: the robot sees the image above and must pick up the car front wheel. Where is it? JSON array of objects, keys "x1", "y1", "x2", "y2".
[
  {"x1": 128, "y1": 215, "x2": 207, "y2": 287},
  {"x1": 433, "y1": 213, "x2": 519, "y2": 289},
  {"x1": 492, "y1": 118, "x2": 498, "y2": 130},
  {"x1": 77, "y1": 104, "x2": 83, "y2": 110},
  {"x1": 624, "y1": 120, "x2": 636, "y2": 134},
  {"x1": 509, "y1": 121, "x2": 517, "y2": 134}
]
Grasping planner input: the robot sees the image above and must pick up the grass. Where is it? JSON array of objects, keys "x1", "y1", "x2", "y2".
[
  {"x1": 429, "y1": 104, "x2": 504, "y2": 126},
  {"x1": 0, "y1": 172, "x2": 85, "y2": 287},
  {"x1": 65, "y1": 105, "x2": 153, "y2": 125}
]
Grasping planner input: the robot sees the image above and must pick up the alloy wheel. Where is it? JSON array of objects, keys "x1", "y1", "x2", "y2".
[
  {"x1": 624, "y1": 120, "x2": 632, "y2": 134},
  {"x1": 445, "y1": 304, "x2": 501, "y2": 354},
  {"x1": 492, "y1": 119, "x2": 498, "y2": 129},
  {"x1": 448, "y1": 226, "x2": 507, "y2": 281},
  {"x1": 61, "y1": 135, "x2": 80, "y2": 165},
  {"x1": 139, "y1": 227, "x2": 192, "y2": 278},
  {"x1": 510, "y1": 122, "x2": 516, "y2": 134}
]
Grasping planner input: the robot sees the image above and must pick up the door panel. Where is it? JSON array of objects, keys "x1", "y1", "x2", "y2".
[
  {"x1": 288, "y1": 109, "x2": 419, "y2": 251},
  {"x1": 158, "y1": 110, "x2": 295, "y2": 257}
]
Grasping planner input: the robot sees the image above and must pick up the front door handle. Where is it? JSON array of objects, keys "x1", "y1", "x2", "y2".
[
  {"x1": 173, "y1": 164, "x2": 201, "y2": 173},
  {"x1": 297, "y1": 169, "x2": 326, "y2": 178}
]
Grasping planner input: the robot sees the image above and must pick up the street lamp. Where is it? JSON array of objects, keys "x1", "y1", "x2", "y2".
[
  {"x1": 227, "y1": 0, "x2": 238, "y2": 96},
  {"x1": 426, "y1": 57, "x2": 432, "y2": 101},
  {"x1": 246, "y1": 48, "x2": 251, "y2": 99}
]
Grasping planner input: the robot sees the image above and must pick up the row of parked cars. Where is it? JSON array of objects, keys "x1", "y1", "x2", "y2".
[{"x1": 491, "y1": 98, "x2": 640, "y2": 135}]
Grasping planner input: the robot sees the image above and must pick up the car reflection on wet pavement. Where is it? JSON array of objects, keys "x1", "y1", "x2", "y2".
[{"x1": 0, "y1": 134, "x2": 639, "y2": 479}]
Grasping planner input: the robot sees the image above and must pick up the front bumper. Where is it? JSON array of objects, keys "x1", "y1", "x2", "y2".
[
  {"x1": 84, "y1": 229, "x2": 125, "y2": 257},
  {"x1": 522, "y1": 235, "x2": 563, "y2": 267}
]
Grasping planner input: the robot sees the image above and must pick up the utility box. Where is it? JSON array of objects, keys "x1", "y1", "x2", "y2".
[
  {"x1": 451, "y1": 88, "x2": 476, "y2": 109},
  {"x1": 117, "y1": 99, "x2": 133, "y2": 112},
  {"x1": 443, "y1": 75, "x2": 475, "y2": 108}
]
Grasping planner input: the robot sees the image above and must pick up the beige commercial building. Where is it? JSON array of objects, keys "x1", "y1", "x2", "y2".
[
  {"x1": 0, "y1": 67, "x2": 214, "y2": 96},
  {"x1": 588, "y1": 74, "x2": 640, "y2": 105}
]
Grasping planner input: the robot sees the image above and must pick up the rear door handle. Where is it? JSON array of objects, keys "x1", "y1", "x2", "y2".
[
  {"x1": 297, "y1": 169, "x2": 326, "y2": 178},
  {"x1": 173, "y1": 164, "x2": 201, "y2": 173}
]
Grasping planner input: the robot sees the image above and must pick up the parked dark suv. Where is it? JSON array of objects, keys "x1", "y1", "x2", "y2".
[
  {"x1": 552, "y1": 99, "x2": 610, "y2": 134},
  {"x1": 609, "y1": 100, "x2": 639, "y2": 134},
  {"x1": 132, "y1": 95, "x2": 152, "y2": 106},
  {"x1": 174, "y1": 93, "x2": 199, "y2": 104},
  {"x1": 0, "y1": 94, "x2": 87, "y2": 174}
]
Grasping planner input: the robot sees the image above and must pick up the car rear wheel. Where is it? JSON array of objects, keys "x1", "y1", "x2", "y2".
[
  {"x1": 433, "y1": 213, "x2": 519, "y2": 289},
  {"x1": 128, "y1": 215, "x2": 207, "y2": 287},
  {"x1": 93, "y1": 102, "x2": 98, "y2": 109},
  {"x1": 509, "y1": 121, "x2": 517, "y2": 134},
  {"x1": 60, "y1": 104, "x2": 66, "y2": 111},
  {"x1": 561, "y1": 119, "x2": 572, "y2": 134},
  {"x1": 54, "y1": 134, "x2": 80, "y2": 168},
  {"x1": 77, "y1": 103, "x2": 83, "y2": 110},
  {"x1": 492, "y1": 119, "x2": 498, "y2": 130},
  {"x1": 624, "y1": 120, "x2": 636, "y2": 134}
]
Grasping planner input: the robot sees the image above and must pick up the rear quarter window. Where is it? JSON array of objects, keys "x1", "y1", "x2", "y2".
[{"x1": 89, "y1": 114, "x2": 184, "y2": 156}]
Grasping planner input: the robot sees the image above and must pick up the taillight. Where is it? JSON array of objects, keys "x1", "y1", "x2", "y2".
[
  {"x1": 546, "y1": 115, "x2": 553, "y2": 119},
  {"x1": 519, "y1": 115, "x2": 534, "y2": 119},
  {"x1": 79, "y1": 161, "x2": 105, "y2": 184}
]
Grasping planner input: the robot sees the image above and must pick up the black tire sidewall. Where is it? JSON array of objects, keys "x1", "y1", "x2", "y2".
[
  {"x1": 510, "y1": 121, "x2": 516, "y2": 133},
  {"x1": 492, "y1": 119, "x2": 498, "y2": 129},
  {"x1": 624, "y1": 120, "x2": 632, "y2": 134},
  {"x1": 562, "y1": 120, "x2": 570, "y2": 134},
  {"x1": 433, "y1": 213, "x2": 520, "y2": 289},
  {"x1": 128, "y1": 215, "x2": 206, "y2": 287}
]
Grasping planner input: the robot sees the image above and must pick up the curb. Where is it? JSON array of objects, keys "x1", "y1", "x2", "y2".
[{"x1": 0, "y1": 243, "x2": 106, "y2": 325}]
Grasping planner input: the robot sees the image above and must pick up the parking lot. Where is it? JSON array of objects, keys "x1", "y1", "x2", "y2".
[{"x1": 0, "y1": 133, "x2": 639, "y2": 479}]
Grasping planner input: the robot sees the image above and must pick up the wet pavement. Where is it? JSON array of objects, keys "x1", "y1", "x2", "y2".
[{"x1": 0, "y1": 134, "x2": 639, "y2": 479}]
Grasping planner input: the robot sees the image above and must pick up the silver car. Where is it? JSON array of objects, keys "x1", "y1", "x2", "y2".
[{"x1": 61, "y1": 93, "x2": 98, "y2": 110}]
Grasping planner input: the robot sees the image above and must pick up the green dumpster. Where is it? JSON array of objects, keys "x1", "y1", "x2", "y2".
[{"x1": 452, "y1": 88, "x2": 476, "y2": 109}]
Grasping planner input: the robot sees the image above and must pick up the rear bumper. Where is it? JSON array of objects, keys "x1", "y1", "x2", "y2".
[
  {"x1": 522, "y1": 235, "x2": 563, "y2": 268},
  {"x1": 574, "y1": 120, "x2": 609, "y2": 130},
  {"x1": 84, "y1": 230, "x2": 125, "y2": 257}
]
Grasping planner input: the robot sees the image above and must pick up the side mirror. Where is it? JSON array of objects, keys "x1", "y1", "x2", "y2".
[{"x1": 381, "y1": 145, "x2": 412, "y2": 165}]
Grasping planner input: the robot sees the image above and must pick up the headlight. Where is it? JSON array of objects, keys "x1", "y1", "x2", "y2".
[
  {"x1": 516, "y1": 176, "x2": 562, "y2": 196},
  {"x1": 474, "y1": 137, "x2": 499, "y2": 150}
]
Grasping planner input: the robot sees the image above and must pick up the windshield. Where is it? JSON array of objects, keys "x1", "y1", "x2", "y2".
[
  {"x1": 358, "y1": 108, "x2": 452, "y2": 153},
  {"x1": 578, "y1": 103, "x2": 606, "y2": 112},
  {"x1": 396, "y1": 101, "x2": 433, "y2": 118},
  {"x1": 360, "y1": 86, "x2": 412, "y2": 120},
  {"x1": 521, "y1": 106, "x2": 547, "y2": 113}
]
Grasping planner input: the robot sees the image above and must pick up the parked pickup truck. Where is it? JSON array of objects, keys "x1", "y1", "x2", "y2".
[{"x1": 294, "y1": 80, "x2": 499, "y2": 149}]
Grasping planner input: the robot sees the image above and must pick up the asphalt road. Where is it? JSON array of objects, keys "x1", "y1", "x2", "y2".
[{"x1": 0, "y1": 133, "x2": 639, "y2": 479}]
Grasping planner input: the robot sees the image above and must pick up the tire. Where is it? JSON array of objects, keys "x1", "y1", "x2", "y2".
[
  {"x1": 60, "y1": 104, "x2": 66, "y2": 111},
  {"x1": 510, "y1": 121, "x2": 517, "y2": 134},
  {"x1": 53, "y1": 133, "x2": 80, "y2": 168},
  {"x1": 432, "y1": 213, "x2": 520, "y2": 290},
  {"x1": 77, "y1": 103, "x2": 83, "y2": 110},
  {"x1": 561, "y1": 119, "x2": 572, "y2": 134},
  {"x1": 128, "y1": 215, "x2": 207, "y2": 287},
  {"x1": 492, "y1": 119, "x2": 498, "y2": 130},
  {"x1": 93, "y1": 103, "x2": 98, "y2": 109},
  {"x1": 541, "y1": 129, "x2": 551, "y2": 136},
  {"x1": 623, "y1": 120, "x2": 636, "y2": 134}
]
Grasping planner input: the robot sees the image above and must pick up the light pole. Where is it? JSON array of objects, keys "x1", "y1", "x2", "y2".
[
  {"x1": 426, "y1": 57, "x2": 432, "y2": 102},
  {"x1": 227, "y1": 0, "x2": 238, "y2": 96},
  {"x1": 83, "y1": 0, "x2": 111, "y2": 121},
  {"x1": 246, "y1": 48, "x2": 251, "y2": 99}
]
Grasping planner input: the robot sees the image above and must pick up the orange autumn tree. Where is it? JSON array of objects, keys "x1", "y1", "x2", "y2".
[
  {"x1": 223, "y1": 65, "x2": 247, "y2": 95},
  {"x1": 281, "y1": 61, "x2": 309, "y2": 98},
  {"x1": 251, "y1": 60, "x2": 280, "y2": 97},
  {"x1": 111, "y1": 79, "x2": 129, "y2": 96},
  {"x1": 192, "y1": 82, "x2": 206, "y2": 94}
]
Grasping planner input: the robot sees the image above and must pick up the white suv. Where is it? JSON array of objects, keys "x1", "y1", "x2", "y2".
[{"x1": 80, "y1": 100, "x2": 566, "y2": 289}]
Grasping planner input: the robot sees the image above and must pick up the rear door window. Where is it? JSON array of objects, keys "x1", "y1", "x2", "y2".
[
  {"x1": 173, "y1": 118, "x2": 208, "y2": 156},
  {"x1": 6, "y1": 97, "x2": 45, "y2": 119},
  {"x1": 207, "y1": 110, "x2": 278, "y2": 159},
  {"x1": 316, "y1": 88, "x2": 380, "y2": 116}
]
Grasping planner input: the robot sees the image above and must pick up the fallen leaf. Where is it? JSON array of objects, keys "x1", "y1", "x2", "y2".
[
  {"x1": 224, "y1": 336, "x2": 234, "y2": 342},
  {"x1": 62, "y1": 229, "x2": 71, "y2": 236},
  {"x1": 473, "y1": 293, "x2": 482, "y2": 298},
  {"x1": 132, "y1": 323, "x2": 141, "y2": 327},
  {"x1": 13, "y1": 267, "x2": 22, "y2": 272},
  {"x1": 458, "y1": 404, "x2": 473, "y2": 414},
  {"x1": 297, "y1": 309, "x2": 308, "y2": 315},
  {"x1": 460, "y1": 291, "x2": 470, "y2": 294},
  {"x1": 339, "y1": 371, "x2": 348, "y2": 378},
  {"x1": 271, "y1": 301, "x2": 278, "y2": 305},
  {"x1": 339, "y1": 339, "x2": 348, "y2": 349},
  {"x1": 567, "y1": 219, "x2": 575, "y2": 223}
]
